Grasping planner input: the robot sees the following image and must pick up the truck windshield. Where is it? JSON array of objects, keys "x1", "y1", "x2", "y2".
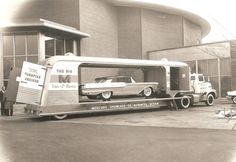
[
  {"x1": 198, "y1": 75, "x2": 204, "y2": 81},
  {"x1": 191, "y1": 76, "x2": 195, "y2": 80}
]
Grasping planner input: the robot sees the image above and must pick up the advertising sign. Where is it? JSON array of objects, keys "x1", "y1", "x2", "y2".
[
  {"x1": 18, "y1": 61, "x2": 46, "y2": 90},
  {"x1": 16, "y1": 62, "x2": 46, "y2": 104},
  {"x1": 51, "y1": 62, "x2": 78, "y2": 75},
  {"x1": 48, "y1": 83, "x2": 78, "y2": 90}
]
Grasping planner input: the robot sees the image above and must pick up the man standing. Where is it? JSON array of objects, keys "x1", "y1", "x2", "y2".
[{"x1": 0, "y1": 86, "x2": 6, "y2": 115}]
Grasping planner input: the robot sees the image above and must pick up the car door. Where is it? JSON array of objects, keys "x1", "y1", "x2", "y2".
[{"x1": 117, "y1": 77, "x2": 141, "y2": 96}]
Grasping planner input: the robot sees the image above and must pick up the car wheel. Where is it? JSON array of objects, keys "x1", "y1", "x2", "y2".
[
  {"x1": 143, "y1": 87, "x2": 153, "y2": 97},
  {"x1": 54, "y1": 114, "x2": 68, "y2": 120},
  {"x1": 232, "y1": 96, "x2": 236, "y2": 104},
  {"x1": 205, "y1": 94, "x2": 214, "y2": 106},
  {"x1": 101, "y1": 91, "x2": 112, "y2": 101}
]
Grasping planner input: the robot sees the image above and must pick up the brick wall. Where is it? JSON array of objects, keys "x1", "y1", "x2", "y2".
[
  {"x1": 117, "y1": 7, "x2": 142, "y2": 59},
  {"x1": 141, "y1": 9, "x2": 183, "y2": 59},
  {"x1": 79, "y1": 0, "x2": 119, "y2": 82},
  {"x1": 183, "y1": 18, "x2": 202, "y2": 46},
  {"x1": 79, "y1": 0, "x2": 118, "y2": 58}
]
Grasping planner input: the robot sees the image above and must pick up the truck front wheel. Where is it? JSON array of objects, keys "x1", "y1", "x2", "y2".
[
  {"x1": 205, "y1": 94, "x2": 214, "y2": 106},
  {"x1": 232, "y1": 96, "x2": 236, "y2": 104}
]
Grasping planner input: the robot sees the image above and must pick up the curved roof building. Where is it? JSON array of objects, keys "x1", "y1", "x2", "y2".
[
  {"x1": 0, "y1": 0, "x2": 211, "y2": 87},
  {"x1": 11, "y1": 0, "x2": 210, "y2": 59}
]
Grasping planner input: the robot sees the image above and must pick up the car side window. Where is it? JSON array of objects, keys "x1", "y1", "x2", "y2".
[
  {"x1": 114, "y1": 78, "x2": 124, "y2": 82},
  {"x1": 112, "y1": 78, "x2": 118, "y2": 82},
  {"x1": 122, "y1": 77, "x2": 131, "y2": 83}
]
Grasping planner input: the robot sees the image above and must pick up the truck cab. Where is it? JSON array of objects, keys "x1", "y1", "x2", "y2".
[
  {"x1": 191, "y1": 73, "x2": 212, "y2": 94},
  {"x1": 190, "y1": 73, "x2": 217, "y2": 106}
]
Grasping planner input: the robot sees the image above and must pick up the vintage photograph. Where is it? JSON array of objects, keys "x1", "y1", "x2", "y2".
[{"x1": 0, "y1": 0, "x2": 236, "y2": 162}]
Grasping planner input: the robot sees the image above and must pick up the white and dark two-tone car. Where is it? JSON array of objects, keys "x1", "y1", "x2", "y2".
[
  {"x1": 226, "y1": 91, "x2": 236, "y2": 104},
  {"x1": 80, "y1": 76, "x2": 159, "y2": 100}
]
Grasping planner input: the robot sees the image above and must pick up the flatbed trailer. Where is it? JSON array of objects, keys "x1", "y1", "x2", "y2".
[
  {"x1": 24, "y1": 97, "x2": 185, "y2": 118},
  {"x1": 16, "y1": 55, "x2": 192, "y2": 119}
]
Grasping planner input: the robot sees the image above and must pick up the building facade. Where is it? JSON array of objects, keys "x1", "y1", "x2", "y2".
[
  {"x1": 1, "y1": 0, "x2": 211, "y2": 90},
  {"x1": 149, "y1": 41, "x2": 235, "y2": 96}
]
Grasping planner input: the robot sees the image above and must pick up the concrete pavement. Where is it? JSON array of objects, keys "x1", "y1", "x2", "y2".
[{"x1": 2, "y1": 98, "x2": 236, "y2": 130}]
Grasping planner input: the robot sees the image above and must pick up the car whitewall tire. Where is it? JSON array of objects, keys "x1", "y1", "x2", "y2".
[
  {"x1": 143, "y1": 87, "x2": 153, "y2": 97},
  {"x1": 101, "y1": 91, "x2": 112, "y2": 100}
]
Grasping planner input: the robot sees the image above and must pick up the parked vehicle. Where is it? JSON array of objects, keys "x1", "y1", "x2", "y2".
[
  {"x1": 226, "y1": 91, "x2": 236, "y2": 104},
  {"x1": 15, "y1": 55, "x2": 217, "y2": 119},
  {"x1": 80, "y1": 76, "x2": 159, "y2": 100},
  {"x1": 188, "y1": 73, "x2": 217, "y2": 106}
]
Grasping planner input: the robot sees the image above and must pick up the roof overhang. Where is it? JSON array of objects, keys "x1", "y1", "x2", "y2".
[
  {"x1": 107, "y1": 0, "x2": 210, "y2": 38},
  {"x1": 0, "y1": 18, "x2": 90, "y2": 38}
]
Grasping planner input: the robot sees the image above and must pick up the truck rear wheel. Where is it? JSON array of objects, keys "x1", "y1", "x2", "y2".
[
  {"x1": 177, "y1": 96, "x2": 190, "y2": 109},
  {"x1": 205, "y1": 94, "x2": 214, "y2": 106},
  {"x1": 232, "y1": 96, "x2": 236, "y2": 104}
]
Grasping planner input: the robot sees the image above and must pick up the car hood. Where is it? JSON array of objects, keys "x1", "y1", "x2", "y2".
[
  {"x1": 227, "y1": 91, "x2": 236, "y2": 96},
  {"x1": 82, "y1": 82, "x2": 126, "y2": 88}
]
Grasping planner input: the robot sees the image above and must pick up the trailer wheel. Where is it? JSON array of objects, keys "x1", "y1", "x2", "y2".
[
  {"x1": 143, "y1": 87, "x2": 153, "y2": 97},
  {"x1": 54, "y1": 114, "x2": 68, "y2": 120},
  {"x1": 205, "y1": 94, "x2": 214, "y2": 106},
  {"x1": 177, "y1": 96, "x2": 190, "y2": 109},
  {"x1": 232, "y1": 96, "x2": 236, "y2": 104},
  {"x1": 101, "y1": 91, "x2": 112, "y2": 101}
]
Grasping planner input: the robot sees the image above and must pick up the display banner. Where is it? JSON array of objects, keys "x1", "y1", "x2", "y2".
[
  {"x1": 18, "y1": 61, "x2": 46, "y2": 90},
  {"x1": 51, "y1": 62, "x2": 78, "y2": 75},
  {"x1": 48, "y1": 83, "x2": 78, "y2": 90},
  {"x1": 16, "y1": 62, "x2": 46, "y2": 104}
]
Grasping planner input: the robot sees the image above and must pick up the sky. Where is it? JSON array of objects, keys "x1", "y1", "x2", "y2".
[{"x1": 0, "y1": 0, "x2": 235, "y2": 43}]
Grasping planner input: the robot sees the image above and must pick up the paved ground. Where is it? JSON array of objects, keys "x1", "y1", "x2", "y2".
[
  {"x1": 5, "y1": 98, "x2": 236, "y2": 130},
  {"x1": 0, "y1": 119, "x2": 236, "y2": 162},
  {"x1": 0, "y1": 98, "x2": 236, "y2": 162}
]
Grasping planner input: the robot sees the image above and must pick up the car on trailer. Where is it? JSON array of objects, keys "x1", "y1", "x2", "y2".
[
  {"x1": 15, "y1": 55, "x2": 216, "y2": 120},
  {"x1": 80, "y1": 76, "x2": 159, "y2": 100}
]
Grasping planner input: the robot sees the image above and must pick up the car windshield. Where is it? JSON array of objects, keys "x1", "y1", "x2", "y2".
[{"x1": 95, "y1": 78, "x2": 112, "y2": 83}]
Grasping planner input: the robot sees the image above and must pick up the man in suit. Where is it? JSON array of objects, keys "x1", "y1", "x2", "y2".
[{"x1": 0, "y1": 86, "x2": 6, "y2": 115}]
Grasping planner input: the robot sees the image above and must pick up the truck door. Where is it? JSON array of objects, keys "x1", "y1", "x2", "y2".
[{"x1": 179, "y1": 66, "x2": 190, "y2": 91}]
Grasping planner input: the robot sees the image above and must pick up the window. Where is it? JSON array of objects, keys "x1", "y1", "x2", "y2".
[
  {"x1": 27, "y1": 35, "x2": 38, "y2": 54},
  {"x1": 15, "y1": 35, "x2": 26, "y2": 55},
  {"x1": 45, "y1": 35, "x2": 76, "y2": 58},
  {"x1": 45, "y1": 36, "x2": 55, "y2": 58},
  {"x1": 66, "y1": 39, "x2": 74, "y2": 53},
  {"x1": 56, "y1": 38, "x2": 64, "y2": 55},
  {"x1": 3, "y1": 35, "x2": 13, "y2": 56},
  {"x1": 2, "y1": 33, "x2": 39, "y2": 86}
]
